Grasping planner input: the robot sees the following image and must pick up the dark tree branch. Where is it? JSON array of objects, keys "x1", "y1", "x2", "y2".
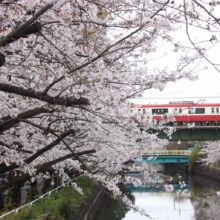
[
  {"x1": 0, "y1": 3, "x2": 53, "y2": 67},
  {"x1": 183, "y1": 0, "x2": 220, "y2": 73},
  {"x1": 43, "y1": 76, "x2": 65, "y2": 95},
  {"x1": 192, "y1": 0, "x2": 220, "y2": 26},
  {"x1": 0, "y1": 107, "x2": 53, "y2": 133},
  {"x1": 26, "y1": 129, "x2": 75, "y2": 164},
  {"x1": 0, "y1": 3, "x2": 53, "y2": 47},
  {"x1": 0, "y1": 51, "x2": 5, "y2": 66},
  {"x1": 20, "y1": 119, "x2": 92, "y2": 172},
  {"x1": 0, "y1": 141, "x2": 33, "y2": 154},
  {"x1": 0, "y1": 129, "x2": 76, "y2": 174},
  {"x1": 36, "y1": 149, "x2": 96, "y2": 173},
  {"x1": 0, "y1": 22, "x2": 42, "y2": 47},
  {"x1": 0, "y1": 83, "x2": 89, "y2": 107},
  {"x1": 0, "y1": 149, "x2": 96, "y2": 192}
]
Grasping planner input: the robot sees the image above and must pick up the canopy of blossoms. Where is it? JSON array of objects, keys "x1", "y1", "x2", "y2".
[{"x1": 0, "y1": 0, "x2": 220, "y2": 197}]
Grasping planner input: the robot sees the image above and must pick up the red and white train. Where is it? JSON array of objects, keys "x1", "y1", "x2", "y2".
[{"x1": 130, "y1": 101, "x2": 220, "y2": 127}]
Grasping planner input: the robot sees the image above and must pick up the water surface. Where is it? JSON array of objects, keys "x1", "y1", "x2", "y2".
[{"x1": 123, "y1": 192, "x2": 195, "y2": 220}]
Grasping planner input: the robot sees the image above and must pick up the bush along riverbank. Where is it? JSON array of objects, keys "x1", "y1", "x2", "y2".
[
  {"x1": 189, "y1": 147, "x2": 220, "y2": 182},
  {"x1": 1, "y1": 176, "x2": 105, "y2": 220},
  {"x1": 189, "y1": 147, "x2": 200, "y2": 173}
]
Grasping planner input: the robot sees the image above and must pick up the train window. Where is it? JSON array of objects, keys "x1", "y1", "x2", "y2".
[
  {"x1": 195, "y1": 108, "x2": 205, "y2": 114},
  {"x1": 217, "y1": 108, "x2": 219, "y2": 113},
  {"x1": 152, "y1": 108, "x2": 168, "y2": 115},
  {"x1": 179, "y1": 108, "x2": 182, "y2": 113},
  {"x1": 212, "y1": 107, "x2": 214, "y2": 113},
  {"x1": 189, "y1": 108, "x2": 205, "y2": 114}
]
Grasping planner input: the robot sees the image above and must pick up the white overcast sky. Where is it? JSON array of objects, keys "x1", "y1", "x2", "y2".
[
  {"x1": 139, "y1": 22, "x2": 220, "y2": 104},
  {"x1": 143, "y1": 70, "x2": 220, "y2": 103}
]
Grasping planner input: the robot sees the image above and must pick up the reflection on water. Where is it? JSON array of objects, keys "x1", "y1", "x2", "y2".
[
  {"x1": 190, "y1": 175, "x2": 220, "y2": 220},
  {"x1": 123, "y1": 192, "x2": 195, "y2": 220},
  {"x1": 193, "y1": 195, "x2": 220, "y2": 220},
  {"x1": 122, "y1": 173, "x2": 220, "y2": 220}
]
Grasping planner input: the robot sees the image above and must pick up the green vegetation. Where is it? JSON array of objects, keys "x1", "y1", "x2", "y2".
[
  {"x1": 117, "y1": 182, "x2": 134, "y2": 202},
  {"x1": 189, "y1": 148, "x2": 200, "y2": 173},
  {"x1": 4, "y1": 176, "x2": 97, "y2": 220}
]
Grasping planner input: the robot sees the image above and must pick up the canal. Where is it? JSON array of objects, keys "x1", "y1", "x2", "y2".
[{"x1": 98, "y1": 163, "x2": 220, "y2": 220}]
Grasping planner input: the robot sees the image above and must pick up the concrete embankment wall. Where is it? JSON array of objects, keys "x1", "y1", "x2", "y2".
[{"x1": 193, "y1": 164, "x2": 220, "y2": 182}]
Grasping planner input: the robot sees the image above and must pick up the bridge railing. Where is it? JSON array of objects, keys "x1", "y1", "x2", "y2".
[{"x1": 142, "y1": 149, "x2": 191, "y2": 156}]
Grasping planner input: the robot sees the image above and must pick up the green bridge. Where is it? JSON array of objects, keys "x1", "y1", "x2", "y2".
[
  {"x1": 126, "y1": 183, "x2": 189, "y2": 192},
  {"x1": 137, "y1": 127, "x2": 220, "y2": 163},
  {"x1": 135, "y1": 149, "x2": 191, "y2": 164}
]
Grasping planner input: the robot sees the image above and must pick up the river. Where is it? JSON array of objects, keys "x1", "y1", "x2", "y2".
[
  {"x1": 99, "y1": 163, "x2": 220, "y2": 220},
  {"x1": 122, "y1": 179, "x2": 220, "y2": 220},
  {"x1": 123, "y1": 191, "x2": 194, "y2": 220}
]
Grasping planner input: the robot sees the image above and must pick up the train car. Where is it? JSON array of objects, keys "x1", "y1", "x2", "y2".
[{"x1": 130, "y1": 101, "x2": 220, "y2": 127}]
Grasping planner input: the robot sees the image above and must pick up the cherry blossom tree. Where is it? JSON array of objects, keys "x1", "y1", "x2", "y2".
[
  {"x1": 0, "y1": 0, "x2": 220, "y2": 201},
  {"x1": 201, "y1": 141, "x2": 220, "y2": 165}
]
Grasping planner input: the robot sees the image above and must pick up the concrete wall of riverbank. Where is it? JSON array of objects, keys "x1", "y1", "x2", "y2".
[{"x1": 193, "y1": 163, "x2": 220, "y2": 182}]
